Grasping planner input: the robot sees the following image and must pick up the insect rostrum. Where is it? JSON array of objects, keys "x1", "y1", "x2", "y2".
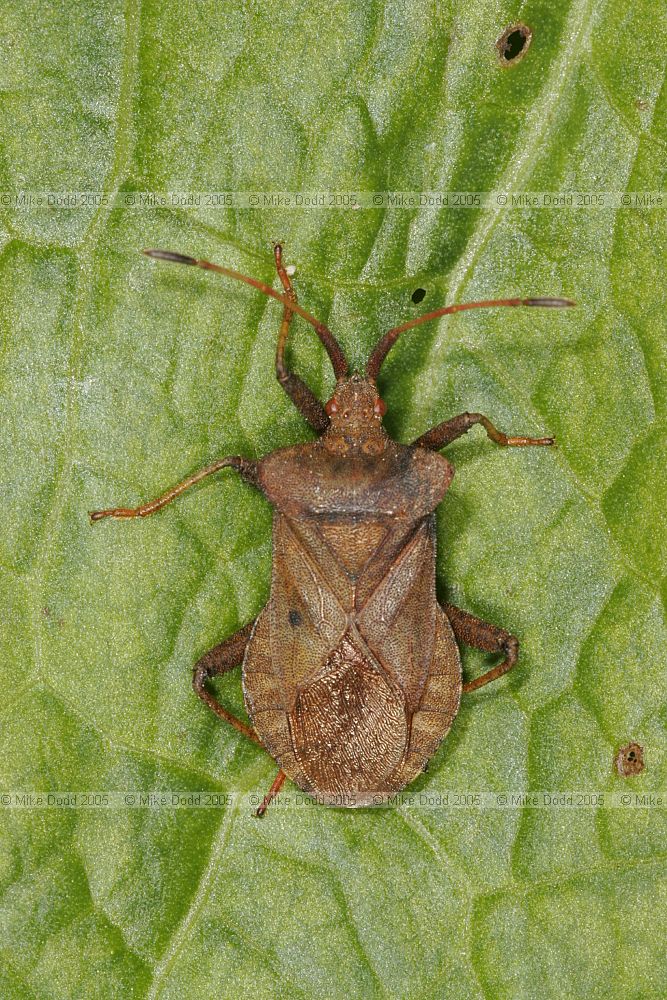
[{"x1": 91, "y1": 245, "x2": 574, "y2": 815}]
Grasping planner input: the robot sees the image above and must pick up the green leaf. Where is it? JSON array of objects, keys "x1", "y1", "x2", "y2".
[{"x1": 1, "y1": 1, "x2": 665, "y2": 997}]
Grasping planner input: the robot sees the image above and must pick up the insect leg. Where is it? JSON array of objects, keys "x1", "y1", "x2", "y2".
[
  {"x1": 413, "y1": 412, "x2": 554, "y2": 450},
  {"x1": 273, "y1": 243, "x2": 330, "y2": 434},
  {"x1": 89, "y1": 457, "x2": 259, "y2": 521},
  {"x1": 442, "y1": 603, "x2": 519, "y2": 693},
  {"x1": 193, "y1": 620, "x2": 263, "y2": 745},
  {"x1": 255, "y1": 769, "x2": 287, "y2": 817}
]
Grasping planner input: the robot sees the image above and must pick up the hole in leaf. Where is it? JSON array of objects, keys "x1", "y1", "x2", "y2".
[
  {"x1": 615, "y1": 742, "x2": 645, "y2": 777},
  {"x1": 411, "y1": 288, "x2": 426, "y2": 304},
  {"x1": 496, "y1": 23, "x2": 532, "y2": 65}
]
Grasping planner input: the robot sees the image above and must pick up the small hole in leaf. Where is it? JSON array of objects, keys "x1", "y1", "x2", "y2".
[
  {"x1": 411, "y1": 288, "x2": 426, "y2": 304},
  {"x1": 496, "y1": 23, "x2": 533, "y2": 65},
  {"x1": 503, "y1": 29, "x2": 528, "y2": 59}
]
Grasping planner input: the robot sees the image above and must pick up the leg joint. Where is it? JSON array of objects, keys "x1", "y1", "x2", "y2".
[
  {"x1": 192, "y1": 657, "x2": 210, "y2": 693},
  {"x1": 502, "y1": 634, "x2": 519, "y2": 666}
]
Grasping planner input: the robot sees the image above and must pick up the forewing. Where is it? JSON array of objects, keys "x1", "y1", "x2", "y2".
[
  {"x1": 268, "y1": 515, "x2": 349, "y2": 706},
  {"x1": 356, "y1": 517, "x2": 437, "y2": 711}
]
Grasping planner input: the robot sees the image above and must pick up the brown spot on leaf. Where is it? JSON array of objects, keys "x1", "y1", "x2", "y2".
[{"x1": 615, "y1": 742, "x2": 644, "y2": 777}]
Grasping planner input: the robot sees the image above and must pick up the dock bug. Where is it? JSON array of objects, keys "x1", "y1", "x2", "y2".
[{"x1": 91, "y1": 245, "x2": 573, "y2": 814}]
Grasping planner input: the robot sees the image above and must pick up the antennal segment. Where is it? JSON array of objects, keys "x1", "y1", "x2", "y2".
[
  {"x1": 143, "y1": 249, "x2": 349, "y2": 378},
  {"x1": 366, "y1": 295, "x2": 575, "y2": 381}
]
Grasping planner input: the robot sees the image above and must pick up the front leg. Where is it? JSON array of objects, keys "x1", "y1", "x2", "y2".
[
  {"x1": 89, "y1": 456, "x2": 259, "y2": 521},
  {"x1": 414, "y1": 411, "x2": 554, "y2": 450},
  {"x1": 442, "y1": 602, "x2": 519, "y2": 693}
]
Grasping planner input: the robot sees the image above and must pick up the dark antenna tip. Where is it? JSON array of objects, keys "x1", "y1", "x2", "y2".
[
  {"x1": 524, "y1": 297, "x2": 576, "y2": 308},
  {"x1": 142, "y1": 248, "x2": 198, "y2": 266}
]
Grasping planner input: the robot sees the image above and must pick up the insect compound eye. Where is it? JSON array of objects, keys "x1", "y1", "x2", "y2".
[
  {"x1": 373, "y1": 397, "x2": 387, "y2": 418},
  {"x1": 325, "y1": 398, "x2": 339, "y2": 416}
]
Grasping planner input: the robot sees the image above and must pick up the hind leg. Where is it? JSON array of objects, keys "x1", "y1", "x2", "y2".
[
  {"x1": 442, "y1": 603, "x2": 519, "y2": 694},
  {"x1": 195, "y1": 622, "x2": 288, "y2": 817},
  {"x1": 193, "y1": 621, "x2": 261, "y2": 744},
  {"x1": 255, "y1": 769, "x2": 287, "y2": 817}
]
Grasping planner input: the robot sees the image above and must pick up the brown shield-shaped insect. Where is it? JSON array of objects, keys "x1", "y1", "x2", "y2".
[{"x1": 91, "y1": 246, "x2": 573, "y2": 813}]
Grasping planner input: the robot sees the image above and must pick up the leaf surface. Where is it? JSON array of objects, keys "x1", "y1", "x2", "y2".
[{"x1": 1, "y1": 1, "x2": 666, "y2": 997}]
